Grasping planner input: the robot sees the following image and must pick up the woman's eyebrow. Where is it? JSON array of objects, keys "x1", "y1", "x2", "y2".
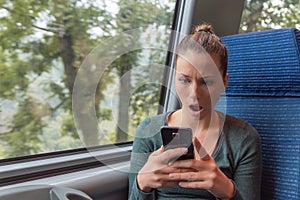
[
  {"x1": 177, "y1": 73, "x2": 216, "y2": 80},
  {"x1": 177, "y1": 73, "x2": 191, "y2": 78},
  {"x1": 202, "y1": 75, "x2": 215, "y2": 79}
]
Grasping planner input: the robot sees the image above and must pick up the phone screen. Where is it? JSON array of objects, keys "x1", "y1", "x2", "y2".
[{"x1": 160, "y1": 126, "x2": 194, "y2": 160}]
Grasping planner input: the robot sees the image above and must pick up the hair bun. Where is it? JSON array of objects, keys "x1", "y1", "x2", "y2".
[{"x1": 194, "y1": 23, "x2": 215, "y2": 34}]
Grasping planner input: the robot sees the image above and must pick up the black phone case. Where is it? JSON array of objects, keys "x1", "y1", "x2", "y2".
[{"x1": 160, "y1": 126, "x2": 194, "y2": 160}]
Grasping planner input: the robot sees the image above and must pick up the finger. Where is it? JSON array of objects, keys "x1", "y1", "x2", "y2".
[
  {"x1": 178, "y1": 180, "x2": 208, "y2": 189},
  {"x1": 159, "y1": 147, "x2": 188, "y2": 163},
  {"x1": 160, "y1": 166, "x2": 195, "y2": 174},
  {"x1": 149, "y1": 173, "x2": 181, "y2": 187},
  {"x1": 193, "y1": 137, "x2": 210, "y2": 161},
  {"x1": 169, "y1": 159, "x2": 203, "y2": 169},
  {"x1": 151, "y1": 145, "x2": 164, "y2": 156},
  {"x1": 169, "y1": 171, "x2": 207, "y2": 181},
  {"x1": 171, "y1": 158, "x2": 216, "y2": 171}
]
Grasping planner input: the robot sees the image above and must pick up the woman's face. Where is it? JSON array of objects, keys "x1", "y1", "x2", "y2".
[{"x1": 175, "y1": 52, "x2": 228, "y2": 121}]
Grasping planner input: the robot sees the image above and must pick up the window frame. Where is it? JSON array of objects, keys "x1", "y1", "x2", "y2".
[{"x1": 0, "y1": 142, "x2": 131, "y2": 187}]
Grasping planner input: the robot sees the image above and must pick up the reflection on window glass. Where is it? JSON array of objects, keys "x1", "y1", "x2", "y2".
[{"x1": 0, "y1": 0, "x2": 176, "y2": 159}]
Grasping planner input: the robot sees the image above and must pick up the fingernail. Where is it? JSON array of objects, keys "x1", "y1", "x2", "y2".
[
  {"x1": 169, "y1": 173, "x2": 175, "y2": 178},
  {"x1": 182, "y1": 148, "x2": 188, "y2": 154}
]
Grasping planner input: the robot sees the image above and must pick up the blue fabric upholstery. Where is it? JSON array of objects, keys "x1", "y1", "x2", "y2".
[{"x1": 219, "y1": 28, "x2": 300, "y2": 200}]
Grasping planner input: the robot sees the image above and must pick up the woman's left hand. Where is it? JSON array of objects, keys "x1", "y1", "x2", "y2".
[{"x1": 168, "y1": 138, "x2": 235, "y2": 200}]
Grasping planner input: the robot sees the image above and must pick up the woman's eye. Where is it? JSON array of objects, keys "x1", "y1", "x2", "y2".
[
  {"x1": 200, "y1": 79, "x2": 214, "y2": 87},
  {"x1": 179, "y1": 78, "x2": 190, "y2": 85},
  {"x1": 204, "y1": 80, "x2": 214, "y2": 86}
]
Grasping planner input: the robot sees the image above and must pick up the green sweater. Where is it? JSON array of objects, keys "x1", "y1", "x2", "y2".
[{"x1": 128, "y1": 111, "x2": 262, "y2": 200}]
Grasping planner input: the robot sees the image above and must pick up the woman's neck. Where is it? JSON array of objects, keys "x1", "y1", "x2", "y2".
[
  {"x1": 168, "y1": 109, "x2": 221, "y2": 156},
  {"x1": 169, "y1": 109, "x2": 219, "y2": 134}
]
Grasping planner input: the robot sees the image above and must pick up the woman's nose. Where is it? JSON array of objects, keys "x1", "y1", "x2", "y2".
[{"x1": 188, "y1": 83, "x2": 200, "y2": 100}]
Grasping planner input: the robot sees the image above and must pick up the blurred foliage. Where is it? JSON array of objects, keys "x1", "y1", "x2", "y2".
[
  {"x1": 1, "y1": 97, "x2": 44, "y2": 157},
  {"x1": 110, "y1": 0, "x2": 175, "y2": 142},
  {"x1": 0, "y1": 0, "x2": 175, "y2": 158},
  {"x1": 130, "y1": 82, "x2": 160, "y2": 128},
  {"x1": 240, "y1": 0, "x2": 300, "y2": 32},
  {"x1": 0, "y1": 0, "x2": 114, "y2": 157}
]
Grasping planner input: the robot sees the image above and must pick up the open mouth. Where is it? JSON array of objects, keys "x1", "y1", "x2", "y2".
[{"x1": 189, "y1": 105, "x2": 203, "y2": 112}]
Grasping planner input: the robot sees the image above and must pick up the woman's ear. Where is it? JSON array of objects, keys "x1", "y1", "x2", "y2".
[{"x1": 223, "y1": 73, "x2": 229, "y2": 90}]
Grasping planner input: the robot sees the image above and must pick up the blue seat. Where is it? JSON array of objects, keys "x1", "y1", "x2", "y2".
[{"x1": 220, "y1": 28, "x2": 300, "y2": 200}]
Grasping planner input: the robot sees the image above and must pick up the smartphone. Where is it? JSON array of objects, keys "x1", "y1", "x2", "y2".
[{"x1": 160, "y1": 126, "x2": 194, "y2": 160}]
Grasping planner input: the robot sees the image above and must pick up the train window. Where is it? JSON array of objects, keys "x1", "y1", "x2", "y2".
[
  {"x1": 240, "y1": 0, "x2": 299, "y2": 32},
  {"x1": 0, "y1": 0, "x2": 176, "y2": 160}
]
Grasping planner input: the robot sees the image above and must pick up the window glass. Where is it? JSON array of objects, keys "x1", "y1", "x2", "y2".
[
  {"x1": 240, "y1": 0, "x2": 299, "y2": 32},
  {"x1": 0, "y1": 0, "x2": 176, "y2": 159}
]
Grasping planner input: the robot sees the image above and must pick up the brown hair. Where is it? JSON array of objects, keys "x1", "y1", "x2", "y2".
[{"x1": 176, "y1": 23, "x2": 228, "y2": 79}]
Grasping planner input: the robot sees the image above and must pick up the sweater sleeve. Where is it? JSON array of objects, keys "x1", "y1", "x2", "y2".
[
  {"x1": 128, "y1": 117, "x2": 161, "y2": 200},
  {"x1": 128, "y1": 177, "x2": 155, "y2": 200},
  {"x1": 231, "y1": 124, "x2": 262, "y2": 200}
]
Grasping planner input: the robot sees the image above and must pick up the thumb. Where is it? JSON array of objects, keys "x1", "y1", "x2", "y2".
[
  {"x1": 151, "y1": 145, "x2": 164, "y2": 156},
  {"x1": 193, "y1": 137, "x2": 210, "y2": 161}
]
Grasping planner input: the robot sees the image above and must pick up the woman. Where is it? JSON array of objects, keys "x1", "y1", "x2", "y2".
[{"x1": 128, "y1": 23, "x2": 262, "y2": 200}]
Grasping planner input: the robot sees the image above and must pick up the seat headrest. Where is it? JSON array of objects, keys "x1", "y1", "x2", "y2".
[{"x1": 222, "y1": 28, "x2": 300, "y2": 97}]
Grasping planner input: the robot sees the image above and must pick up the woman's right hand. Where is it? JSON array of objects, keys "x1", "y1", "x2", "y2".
[{"x1": 137, "y1": 146, "x2": 188, "y2": 192}]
